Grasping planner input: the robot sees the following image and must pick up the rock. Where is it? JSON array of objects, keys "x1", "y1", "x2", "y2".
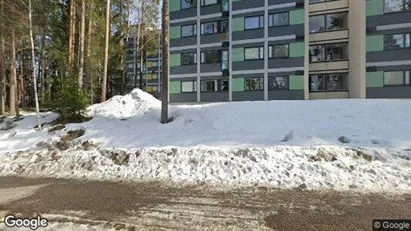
[
  {"x1": 48, "y1": 124, "x2": 66, "y2": 133},
  {"x1": 113, "y1": 223, "x2": 126, "y2": 230},
  {"x1": 371, "y1": 139, "x2": 380, "y2": 145},
  {"x1": 281, "y1": 130, "x2": 294, "y2": 142},
  {"x1": 338, "y1": 136, "x2": 351, "y2": 144},
  {"x1": 55, "y1": 141, "x2": 70, "y2": 151},
  {"x1": 297, "y1": 183, "x2": 308, "y2": 190},
  {"x1": 36, "y1": 141, "x2": 53, "y2": 150},
  {"x1": 108, "y1": 151, "x2": 130, "y2": 165}
]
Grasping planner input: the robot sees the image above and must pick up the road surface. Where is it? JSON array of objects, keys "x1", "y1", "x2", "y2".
[{"x1": 0, "y1": 177, "x2": 410, "y2": 230}]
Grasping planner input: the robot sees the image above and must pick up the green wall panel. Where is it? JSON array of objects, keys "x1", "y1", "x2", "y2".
[
  {"x1": 233, "y1": 17, "x2": 244, "y2": 32},
  {"x1": 170, "y1": 26, "x2": 181, "y2": 39},
  {"x1": 290, "y1": 9, "x2": 304, "y2": 25},
  {"x1": 232, "y1": 78, "x2": 244, "y2": 92},
  {"x1": 366, "y1": 35, "x2": 384, "y2": 52},
  {"x1": 289, "y1": 75, "x2": 304, "y2": 90},
  {"x1": 169, "y1": 0, "x2": 181, "y2": 12},
  {"x1": 366, "y1": 0, "x2": 384, "y2": 16},
  {"x1": 290, "y1": 42, "x2": 304, "y2": 57},
  {"x1": 170, "y1": 54, "x2": 181, "y2": 67},
  {"x1": 232, "y1": 48, "x2": 244, "y2": 62},
  {"x1": 366, "y1": 72, "x2": 384, "y2": 88},
  {"x1": 170, "y1": 81, "x2": 181, "y2": 94}
]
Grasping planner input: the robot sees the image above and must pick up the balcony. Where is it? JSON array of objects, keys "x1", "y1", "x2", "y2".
[{"x1": 309, "y1": 0, "x2": 349, "y2": 13}]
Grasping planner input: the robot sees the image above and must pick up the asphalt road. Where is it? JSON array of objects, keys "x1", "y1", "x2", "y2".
[{"x1": 0, "y1": 176, "x2": 410, "y2": 231}]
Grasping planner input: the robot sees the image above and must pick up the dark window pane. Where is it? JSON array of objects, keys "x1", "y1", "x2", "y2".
[
  {"x1": 327, "y1": 74, "x2": 342, "y2": 90},
  {"x1": 221, "y1": 80, "x2": 229, "y2": 91},
  {"x1": 310, "y1": 75, "x2": 325, "y2": 91},
  {"x1": 325, "y1": 43, "x2": 346, "y2": 60},
  {"x1": 182, "y1": 53, "x2": 197, "y2": 65},
  {"x1": 181, "y1": 0, "x2": 196, "y2": 9},
  {"x1": 384, "y1": 34, "x2": 405, "y2": 50},
  {"x1": 221, "y1": 50, "x2": 229, "y2": 70},
  {"x1": 309, "y1": 45, "x2": 325, "y2": 62},
  {"x1": 384, "y1": 0, "x2": 403, "y2": 12},
  {"x1": 269, "y1": 76, "x2": 289, "y2": 90},
  {"x1": 273, "y1": 44, "x2": 289, "y2": 58},
  {"x1": 201, "y1": 80, "x2": 217, "y2": 92},
  {"x1": 310, "y1": 15, "x2": 325, "y2": 33},
  {"x1": 201, "y1": 51, "x2": 220, "y2": 63},
  {"x1": 181, "y1": 24, "x2": 196, "y2": 37},
  {"x1": 271, "y1": 12, "x2": 289, "y2": 27},
  {"x1": 326, "y1": 13, "x2": 347, "y2": 31},
  {"x1": 201, "y1": 22, "x2": 217, "y2": 34},
  {"x1": 245, "y1": 78, "x2": 263, "y2": 91},
  {"x1": 221, "y1": 21, "x2": 229, "y2": 33}
]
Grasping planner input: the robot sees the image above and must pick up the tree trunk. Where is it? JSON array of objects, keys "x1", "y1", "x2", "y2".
[
  {"x1": 29, "y1": 0, "x2": 41, "y2": 129},
  {"x1": 161, "y1": 0, "x2": 169, "y2": 124},
  {"x1": 40, "y1": 28, "x2": 46, "y2": 102},
  {"x1": 19, "y1": 48, "x2": 24, "y2": 108},
  {"x1": 68, "y1": 0, "x2": 76, "y2": 69},
  {"x1": 9, "y1": 29, "x2": 17, "y2": 116},
  {"x1": 79, "y1": 0, "x2": 86, "y2": 88},
  {"x1": 119, "y1": 0, "x2": 125, "y2": 95},
  {"x1": 101, "y1": 0, "x2": 110, "y2": 102},
  {"x1": 86, "y1": 0, "x2": 94, "y2": 103},
  {"x1": 138, "y1": 0, "x2": 146, "y2": 91},
  {"x1": 0, "y1": 0, "x2": 5, "y2": 115}
]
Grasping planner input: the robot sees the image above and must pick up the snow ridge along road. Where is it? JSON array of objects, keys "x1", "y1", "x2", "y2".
[{"x1": 0, "y1": 89, "x2": 410, "y2": 192}]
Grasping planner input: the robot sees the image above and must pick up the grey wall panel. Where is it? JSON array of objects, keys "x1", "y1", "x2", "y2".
[
  {"x1": 268, "y1": 71, "x2": 299, "y2": 76},
  {"x1": 171, "y1": 65, "x2": 197, "y2": 75},
  {"x1": 367, "y1": 87, "x2": 411, "y2": 99},
  {"x1": 268, "y1": 0, "x2": 297, "y2": 5},
  {"x1": 200, "y1": 4, "x2": 221, "y2": 15},
  {"x1": 234, "y1": 11, "x2": 265, "y2": 18},
  {"x1": 268, "y1": 39, "x2": 299, "y2": 45},
  {"x1": 201, "y1": 34, "x2": 223, "y2": 44},
  {"x1": 171, "y1": 19, "x2": 197, "y2": 27},
  {"x1": 232, "y1": 91, "x2": 264, "y2": 101},
  {"x1": 233, "y1": 60, "x2": 264, "y2": 71},
  {"x1": 233, "y1": 42, "x2": 264, "y2": 48},
  {"x1": 373, "y1": 65, "x2": 411, "y2": 72},
  {"x1": 369, "y1": 28, "x2": 411, "y2": 36},
  {"x1": 200, "y1": 46, "x2": 225, "y2": 51},
  {"x1": 268, "y1": 90, "x2": 304, "y2": 100},
  {"x1": 268, "y1": 6, "x2": 296, "y2": 14},
  {"x1": 201, "y1": 63, "x2": 222, "y2": 73},
  {"x1": 171, "y1": 48, "x2": 197, "y2": 54},
  {"x1": 171, "y1": 37, "x2": 197, "y2": 48},
  {"x1": 233, "y1": 74, "x2": 264, "y2": 78},
  {"x1": 233, "y1": 29, "x2": 264, "y2": 40},
  {"x1": 171, "y1": 93, "x2": 197, "y2": 102},
  {"x1": 366, "y1": 50, "x2": 411, "y2": 62},
  {"x1": 201, "y1": 92, "x2": 229, "y2": 102},
  {"x1": 201, "y1": 75, "x2": 225, "y2": 80},
  {"x1": 233, "y1": 0, "x2": 264, "y2": 11},
  {"x1": 366, "y1": 12, "x2": 411, "y2": 27},
  {"x1": 268, "y1": 57, "x2": 304, "y2": 68},
  {"x1": 268, "y1": 24, "x2": 304, "y2": 37},
  {"x1": 171, "y1": 77, "x2": 197, "y2": 81},
  {"x1": 170, "y1": 8, "x2": 197, "y2": 20}
]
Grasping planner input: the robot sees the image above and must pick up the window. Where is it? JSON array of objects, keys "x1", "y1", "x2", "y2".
[
  {"x1": 182, "y1": 81, "x2": 197, "y2": 92},
  {"x1": 182, "y1": 52, "x2": 197, "y2": 65},
  {"x1": 244, "y1": 47, "x2": 264, "y2": 60},
  {"x1": 222, "y1": 0, "x2": 229, "y2": 11},
  {"x1": 201, "y1": 22, "x2": 218, "y2": 35},
  {"x1": 245, "y1": 16, "x2": 264, "y2": 30},
  {"x1": 201, "y1": 50, "x2": 220, "y2": 64},
  {"x1": 201, "y1": 0, "x2": 217, "y2": 6},
  {"x1": 152, "y1": 86, "x2": 158, "y2": 92},
  {"x1": 310, "y1": 74, "x2": 345, "y2": 91},
  {"x1": 221, "y1": 50, "x2": 229, "y2": 71},
  {"x1": 384, "y1": 33, "x2": 411, "y2": 50},
  {"x1": 269, "y1": 76, "x2": 289, "y2": 90},
  {"x1": 181, "y1": 0, "x2": 196, "y2": 9},
  {"x1": 269, "y1": 44, "x2": 289, "y2": 58},
  {"x1": 201, "y1": 80, "x2": 218, "y2": 92},
  {"x1": 220, "y1": 21, "x2": 229, "y2": 33},
  {"x1": 245, "y1": 78, "x2": 264, "y2": 91},
  {"x1": 221, "y1": 80, "x2": 229, "y2": 91},
  {"x1": 310, "y1": 13, "x2": 348, "y2": 33},
  {"x1": 269, "y1": 12, "x2": 289, "y2": 27},
  {"x1": 384, "y1": 71, "x2": 411, "y2": 85},
  {"x1": 309, "y1": 43, "x2": 348, "y2": 62},
  {"x1": 181, "y1": 24, "x2": 197, "y2": 37},
  {"x1": 384, "y1": 0, "x2": 410, "y2": 13}
]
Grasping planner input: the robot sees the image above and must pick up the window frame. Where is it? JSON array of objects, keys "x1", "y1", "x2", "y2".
[
  {"x1": 181, "y1": 0, "x2": 197, "y2": 10},
  {"x1": 244, "y1": 77, "x2": 264, "y2": 91},
  {"x1": 244, "y1": 15, "x2": 264, "y2": 30},
  {"x1": 268, "y1": 12, "x2": 290, "y2": 27},
  {"x1": 244, "y1": 46, "x2": 264, "y2": 61},
  {"x1": 268, "y1": 76, "x2": 290, "y2": 91},
  {"x1": 383, "y1": 0, "x2": 410, "y2": 14},
  {"x1": 383, "y1": 71, "x2": 411, "y2": 86},
  {"x1": 309, "y1": 43, "x2": 348, "y2": 63},
  {"x1": 181, "y1": 52, "x2": 197, "y2": 65},
  {"x1": 181, "y1": 81, "x2": 197, "y2": 93},
  {"x1": 309, "y1": 12, "x2": 348, "y2": 34},
  {"x1": 181, "y1": 24, "x2": 197, "y2": 38},
  {"x1": 383, "y1": 33, "x2": 411, "y2": 51},
  {"x1": 268, "y1": 44, "x2": 290, "y2": 59}
]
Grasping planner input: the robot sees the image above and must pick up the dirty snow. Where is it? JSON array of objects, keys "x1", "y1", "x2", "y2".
[{"x1": 0, "y1": 89, "x2": 410, "y2": 192}]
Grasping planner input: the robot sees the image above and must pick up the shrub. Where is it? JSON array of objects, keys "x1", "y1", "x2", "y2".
[{"x1": 45, "y1": 77, "x2": 89, "y2": 124}]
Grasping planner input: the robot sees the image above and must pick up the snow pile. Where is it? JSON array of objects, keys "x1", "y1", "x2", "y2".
[
  {"x1": 87, "y1": 89, "x2": 161, "y2": 118},
  {"x1": 0, "y1": 145, "x2": 410, "y2": 192}
]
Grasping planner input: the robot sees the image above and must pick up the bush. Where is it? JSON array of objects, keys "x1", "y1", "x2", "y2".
[{"x1": 45, "y1": 77, "x2": 89, "y2": 124}]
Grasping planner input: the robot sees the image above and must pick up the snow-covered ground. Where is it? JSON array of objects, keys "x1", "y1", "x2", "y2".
[{"x1": 0, "y1": 89, "x2": 410, "y2": 192}]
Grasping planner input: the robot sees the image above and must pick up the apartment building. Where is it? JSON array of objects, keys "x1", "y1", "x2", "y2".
[
  {"x1": 168, "y1": 0, "x2": 411, "y2": 102},
  {"x1": 125, "y1": 27, "x2": 163, "y2": 98}
]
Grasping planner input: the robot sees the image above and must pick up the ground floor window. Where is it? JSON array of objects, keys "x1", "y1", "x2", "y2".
[
  {"x1": 200, "y1": 79, "x2": 229, "y2": 92},
  {"x1": 384, "y1": 71, "x2": 411, "y2": 86},
  {"x1": 310, "y1": 74, "x2": 345, "y2": 91},
  {"x1": 245, "y1": 77, "x2": 264, "y2": 91},
  {"x1": 269, "y1": 76, "x2": 289, "y2": 90},
  {"x1": 182, "y1": 81, "x2": 197, "y2": 93}
]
